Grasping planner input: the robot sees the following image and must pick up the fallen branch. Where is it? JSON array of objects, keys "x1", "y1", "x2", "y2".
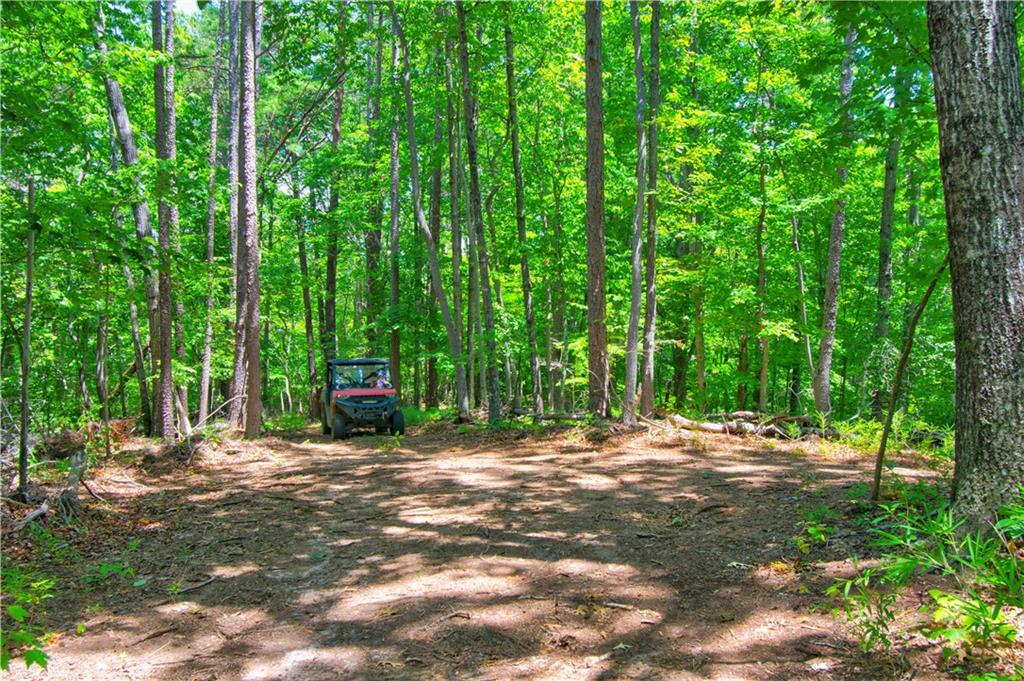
[{"x1": 14, "y1": 500, "x2": 50, "y2": 531}]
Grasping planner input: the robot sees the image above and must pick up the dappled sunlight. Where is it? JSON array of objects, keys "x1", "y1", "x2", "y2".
[{"x1": 13, "y1": 426, "x2": 937, "y2": 681}]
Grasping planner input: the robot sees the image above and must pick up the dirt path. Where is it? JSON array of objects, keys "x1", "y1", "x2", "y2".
[{"x1": 11, "y1": 425, "x2": 948, "y2": 680}]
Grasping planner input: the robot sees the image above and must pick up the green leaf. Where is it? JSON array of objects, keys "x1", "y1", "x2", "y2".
[
  {"x1": 132, "y1": 577, "x2": 148, "y2": 588},
  {"x1": 23, "y1": 649, "x2": 48, "y2": 669},
  {"x1": 6, "y1": 605, "x2": 29, "y2": 622}
]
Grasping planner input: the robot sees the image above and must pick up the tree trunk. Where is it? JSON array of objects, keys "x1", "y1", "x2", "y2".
[
  {"x1": 227, "y1": 0, "x2": 240, "y2": 309},
  {"x1": 325, "y1": 1, "x2": 347, "y2": 361},
  {"x1": 621, "y1": 0, "x2": 647, "y2": 427},
  {"x1": 95, "y1": 2, "x2": 160, "y2": 433},
  {"x1": 366, "y1": 4, "x2": 384, "y2": 354},
  {"x1": 694, "y1": 287, "x2": 706, "y2": 413},
  {"x1": 443, "y1": 28, "x2": 468, "y2": 417},
  {"x1": 388, "y1": 34, "x2": 402, "y2": 401},
  {"x1": 503, "y1": 21, "x2": 543, "y2": 418},
  {"x1": 17, "y1": 179, "x2": 36, "y2": 498},
  {"x1": 105, "y1": 110, "x2": 153, "y2": 436},
  {"x1": 584, "y1": 0, "x2": 609, "y2": 418},
  {"x1": 389, "y1": 2, "x2": 470, "y2": 422},
  {"x1": 456, "y1": 1, "x2": 500, "y2": 423},
  {"x1": 239, "y1": 0, "x2": 262, "y2": 437},
  {"x1": 96, "y1": 268, "x2": 112, "y2": 457},
  {"x1": 198, "y1": 0, "x2": 227, "y2": 426},
  {"x1": 295, "y1": 173, "x2": 320, "y2": 419},
  {"x1": 928, "y1": 0, "x2": 1024, "y2": 533},
  {"x1": 755, "y1": 159, "x2": 769, "y2": 413},
  {"x1": 153, "y1": 0, "x2": 177, "y2": 439},
  {"x1": 812, "y1": 24, "x2": 855, "y2": 417},
  {"x1": 639, "y1": 0, "x2": 660, "y2": 418}
]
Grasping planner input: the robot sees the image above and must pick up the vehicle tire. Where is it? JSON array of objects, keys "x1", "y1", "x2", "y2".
[
  {"x1": 332, "y1": 412, "x2": 348, "y2": 440},
  {"x1": 389, "y1": 410, "x2": 405, "y2": 436},
  {"x1": 321, "y1": 406, "x2": 331, "y2": 435}
]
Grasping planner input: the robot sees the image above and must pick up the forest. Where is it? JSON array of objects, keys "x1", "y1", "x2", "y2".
[{"x1": 1, "y1": 0, "x2": 1023, "y2": 679}]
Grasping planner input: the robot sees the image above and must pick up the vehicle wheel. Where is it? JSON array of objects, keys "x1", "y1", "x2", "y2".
[
  {"x1": 332, "y1": 412, "x2": 348, "y2": 440},
  {"x1": 321, "y1": 406, "x2": 331, "y2": 435},
  {"x1": 389, "y1": 410, "x2": 405, "y2": 436}
]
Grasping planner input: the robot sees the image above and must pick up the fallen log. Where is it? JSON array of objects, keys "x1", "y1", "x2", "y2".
[{"x1": 666, "y1": 413, "x2": 826, "y2": 440}]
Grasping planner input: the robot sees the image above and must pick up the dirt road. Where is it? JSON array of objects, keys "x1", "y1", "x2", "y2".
[{"x1": 11, "y1": 425, "x2": 945, "y2": 680}]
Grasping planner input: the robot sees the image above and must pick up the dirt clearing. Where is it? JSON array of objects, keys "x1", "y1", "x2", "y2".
[{"x1": 6, "y1": 425, "x2": 952, "y2": 680}]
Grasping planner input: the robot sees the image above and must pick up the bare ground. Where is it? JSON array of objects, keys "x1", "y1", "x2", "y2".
[{"x1": 6, "y1": 423, "x2": 957, "y2": 680}]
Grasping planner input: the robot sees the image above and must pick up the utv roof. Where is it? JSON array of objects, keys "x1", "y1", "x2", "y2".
[{"x1": 327, "y1": 357, "x2": 389, "y2": 366}]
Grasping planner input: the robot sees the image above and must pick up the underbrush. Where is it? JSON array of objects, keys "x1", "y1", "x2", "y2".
[
  {"x1": 828, "y1": 485, "x2": 1024, "y2": 677},
  {"x1": 1, "y1": 566, "x2": 55, "y2": 671},
  {"x1": 838, "y1": 414, "x2": 955, "y2": 460}
]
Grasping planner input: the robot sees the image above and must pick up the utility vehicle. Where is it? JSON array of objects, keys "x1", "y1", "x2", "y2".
[{"x1": 321, "y1": 358, "x2": 404, "y2": 439}]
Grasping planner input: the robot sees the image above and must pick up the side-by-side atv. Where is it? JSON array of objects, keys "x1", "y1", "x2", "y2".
[{"x1": 321, "y1": 358, "x2": 405, "y2": 439}]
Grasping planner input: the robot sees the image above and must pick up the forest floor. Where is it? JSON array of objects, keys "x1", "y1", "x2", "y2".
[{"x1": 5, "y1": 421, "x2": 961, "y2": 680}]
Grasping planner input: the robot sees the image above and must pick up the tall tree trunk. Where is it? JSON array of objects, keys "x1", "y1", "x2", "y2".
[
  {"x1": 424, "y1": 102, "x2": 443, "y2": 409},
  {"x1": 17, "y1": 179, "x2": 35, "y2": 498},
  {"x1": 198, "y1": 0, "x2": 227, "y2": 426},
  {"x1": 755, "y1": 159, "x2": 769, "y2": 412},
  {"x1": 106, "y1": 111, "x2": 153, "y2": 436},
  {"x1": 96, "y1": 268, "x2": 112, "y2": 456},
  {"x1": 95, "y1": 2, "x2": 160, "y2": 433},
  {"x1": 928, "y1": 0, "x2": 1024, "y2": 533},
  {"x1": 443, "y1": 29, "x2": 467, "y2": 416},
  {"x1": 227, "y1": 0, "x2": 240, "y2": 307},
  {"x1": 389, "y1": 1, "x2": 470, "y2": 421},
  {"x1": 584, "y1": 0, "x2": 609, "y2": 417},
  {"x1": 639, "y1": 0, "x2": 660, "y2": 418},
  {"x1": 365, "y1": 4, "x2": 384, "y2": 354},
  {"x1": 456, "y1": 1, "x2": 500, "y2": 423},
  {"x1": 622, "y1": 0, "x2": 647, "y2": 427},
  {"x1": 290, "y1": 173, "x2": 317, "y2": 417},
  {"x1": 239, "y1": 0, "x2": 262, "y2": 437},
  {"x1": 504, "y1": 21, "x2": 542, "y2": 418},
  {"x1": 694, "y1": 286, "x2": 706, "y2": 413},
  {"x1": 295, "y1": 173, "x2": 320, "y2": 418},
  {"x1": 324, "y1": 0, "x2": 347, "y2": 360},
  {"x1": 736, "y1": 334, "x2": 749, "y2": 410},
  {"x1": 153, "y1": 0, "x2": 177, "y2": 439},
  {"x1": 388, "y1": 34, "x2": 402, "y2": 401},
  {"x1": 812, "y1": 24, "x2": 856, "y2": 417}
]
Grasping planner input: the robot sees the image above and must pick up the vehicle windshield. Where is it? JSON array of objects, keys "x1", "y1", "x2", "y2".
[{"x1": 331, "y1": 364, "x2": 391, "y2": 390}]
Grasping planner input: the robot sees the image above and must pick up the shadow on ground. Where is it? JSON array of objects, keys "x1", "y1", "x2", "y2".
[{"x1": 13, "y1": 425, "x2": 944, "y2": 680}]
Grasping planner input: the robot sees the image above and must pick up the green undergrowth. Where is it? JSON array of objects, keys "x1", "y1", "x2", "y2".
[
  {"x1": 827, "y1": 485, "x2": 1024, "y2": 676},
  {"x1": 1, "y1": 566, "x2": 55, "y2": 671}
]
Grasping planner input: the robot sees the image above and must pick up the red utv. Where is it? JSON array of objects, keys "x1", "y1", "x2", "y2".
[{"x1": 321, "y1": 358, "x2": 404, "y2": 439}]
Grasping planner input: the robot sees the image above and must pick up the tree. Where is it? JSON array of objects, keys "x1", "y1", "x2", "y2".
[
  {"x1": 812, "y1": 23, "x2": 856, "y2": 417},
  {"x1": 928, "y1": 0, "x2": 1024, "y2": 532},
  {"x1": 503, "y1": 13, "x2": 543, "y2": 419},
  {"x1": 152, "y1": 0, "x2": 177, "y2": 439},
  {"x1": 622, "y1": 0, "x2": 647, "y2": 427},
  {"x1": 584, "y1": 0, "x2": 609, "y2": 418},
  {"x1": 639, "y1": 0, "x2": 660, "y2": 419},
  {"x1": 389, "y1": 1, "x2": 470, "y2": 422},
  {"x1": 17, "y1": 179, "x2": 36, "y2": 499},
  {"x1": 198, "y1": 0, "x2": 226, "y2": 426},
  {"x1": 457, "y1": 0, "x2": 501, "y2": 423},
  {"x1": 238, "y1": 0, "x2": 262, "y2": 437}
]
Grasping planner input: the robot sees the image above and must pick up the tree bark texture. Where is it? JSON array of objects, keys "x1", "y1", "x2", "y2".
[
  {"x1": 639, "y1": 0, "x2": 660, "y2": 418},
  {"x1": 812, "y1": 24, "x2": 856, "y2": 417},
  {"x1": 457, "y1": 0, "x2": 501, "y2": 423},
  {"x1": 928, "y1": 0, "x2": 1024, "y2": 532},
  {"x1": 198, "y1": 0, "x2": 227, "y2": 426},
  {"x1": 504, "y1": 18, "x2": 543, "y2": 419},
  {"x1": 239, "y1": 0, "x2": 262, "y2": 437},
  {"x1": 390, "y1": 2, "x2": 471, "y2": 421},
  {"x1": 584, "y1": 0, "x2": 609, "y2": 417},
  {"x1": 622, "y1": 0, "x2": 647, "y2": 427}
]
